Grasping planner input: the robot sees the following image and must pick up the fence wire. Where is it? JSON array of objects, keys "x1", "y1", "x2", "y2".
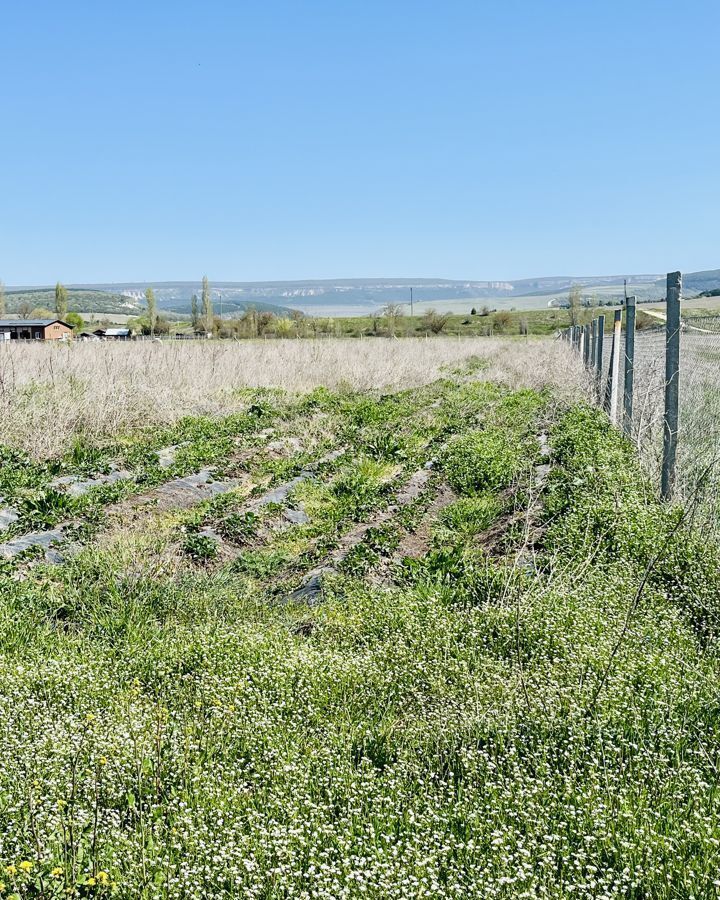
[
  {"x1": 566, "y1": 313, "x2": 720, "y2": 531},
  {"x1": 675, "y1": 325, "x2": 720, "y2": 521}
]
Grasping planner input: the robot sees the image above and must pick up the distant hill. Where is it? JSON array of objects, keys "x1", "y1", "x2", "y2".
[
  {"x1": 63, "y1": 277, "x2": 668, "y2": 316},
  {"x1": 65, "y1": 277, "x2": 670, "y2": 316},
  {"x1": 670, "y1": 269, "x2": 720, "y2": 295},
  {"x1": 7, "y1": 270, "x2": 717, "y2": 318},
  {"x1": 4, "y1": 288, "x2": 140, "y2": 316},
  {"x1": 158, "y1": 297, "x2": 297, "y2": 317}
]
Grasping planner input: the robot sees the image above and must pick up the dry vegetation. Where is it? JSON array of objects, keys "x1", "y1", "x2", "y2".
[{"x1": 0, "y1": 337, "x2": 586, "y2": 458}]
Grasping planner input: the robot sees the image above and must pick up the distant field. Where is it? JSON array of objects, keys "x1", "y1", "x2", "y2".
[{"x1": 0, "y1": 336, "x2": 579, "y2": 458}]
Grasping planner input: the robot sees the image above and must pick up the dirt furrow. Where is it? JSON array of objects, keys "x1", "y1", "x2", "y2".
[{"x1": 285, "y1": 465, "x2": 435, "y2": 605}]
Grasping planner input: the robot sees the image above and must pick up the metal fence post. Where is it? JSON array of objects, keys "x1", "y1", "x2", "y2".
[
  {"x1": 595, "y1": 314, "x2": 605, "y2": 399},
  {"x1": 608, "y1": 308, "x2": 622, "y2": 424},
  {"x1": 661, "y1": 271, "x2": 682, "y2": 500},
  {"x1": 579, "y1": 325, "x2": 585, "y2": 359},
  {"x1": 590, "y1": 317, "x2": 597, "y2": 368},
  {"x1": 623, "y1": 296, "x2": 636, "y2": 439},
  {"x1": 583, "y1": 323, "x2": 591, "y2": 367}
]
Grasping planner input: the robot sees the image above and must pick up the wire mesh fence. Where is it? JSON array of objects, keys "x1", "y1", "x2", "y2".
[{"x1": 561, "y1": 274, "x2": 720, "y2": 530}]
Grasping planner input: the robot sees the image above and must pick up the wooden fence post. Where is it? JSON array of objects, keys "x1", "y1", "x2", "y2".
[
  {"x1": 583, "y1": 323, "x2": 591, "y2": 367},
  {"x1": 623, "y1": 296, "x2": 636, "y2": 439},
  {"x1": 595, "y1": 314, "x2": 605, "y2": 399},
  {"x1": 661, "y1": 272, "x2": 682, "y2": 500}
]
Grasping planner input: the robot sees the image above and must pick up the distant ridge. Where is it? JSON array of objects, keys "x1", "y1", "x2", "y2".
[{"x1": 6, "y1": 270, "x2": 719, "y2": 316}]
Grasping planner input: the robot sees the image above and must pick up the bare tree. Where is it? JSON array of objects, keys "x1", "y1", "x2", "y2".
[
  {"x1": 423, "y1": 309, "x2": 450, "y2": 334},
  {"x1": 383, "y1": 303, "x2": 404, "y2": 336}
]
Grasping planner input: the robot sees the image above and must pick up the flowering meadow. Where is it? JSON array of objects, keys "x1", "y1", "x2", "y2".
[{"x1": 1, "y1": 363, "x2": 719, "y2": 898}]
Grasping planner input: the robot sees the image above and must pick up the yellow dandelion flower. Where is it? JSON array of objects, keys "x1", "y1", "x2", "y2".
[
  {"x1": 99, "y1": 756, "x2": 107, "y2": 765},
  {"x1": 4, "y1": 866, "x2": 16, "y2": 877},
  {"x1": 85, "y1": 877, "x2": 96, "y2": 887},
  {"x1": 96, "y1": 871, "x2": 109, "y2": 885},
  {"x1": 18, "y1": 862, "x2": 32, "y2": 873},
  {"x1": 51, "y1": 867, "x2": 63, "y2": 877},
  {"x1": 0, "y1": 882, "x2": 5, "y2": 893},
  {"x1": 85, "y1": 713, "x2": 96, "y2": 722}
]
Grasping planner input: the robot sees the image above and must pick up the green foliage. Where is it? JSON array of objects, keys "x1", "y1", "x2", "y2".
[
  {"x1": 399, "y1": 545, "x2": 514, "y2": 606},
  {"x1": 55, "y1": 281, "x2": 68, "y2": 319},
  {"x1": 441, "y1": 427, "x2": 527, "y2": 494},
  {"x1": 22, "y1": 489, "x2": 77, "y2": 527},
  {"x1": 201, "y1": 274, "x2": 213, "y2": 327},
  {"x1": 181, "y1": 531, "x2": 219, "y2": 561},
  {"x1": 545, "y1": 404, "x2": 720, "y2": 639},
  {"x1": 64, "y1": 311, "x2": 85, "y2": 332},
  {"x1": 145, "y1": 286, "x2": 157, "y2": 334},
  {"x1": 214, "y1": 509, "x2": 259, "y2": 543},
  {"x1": 4, "y1": 288, "x2": 139, "y2": 315},
  {"x1": 340, "y1": 523, "x2": 401, "y2": 575},
  {"x1": 435, "y1": 494, "x2": 502, "y2": 543},
  {"x1": 331, "y1": 457, "x2": 392, "y2": 519},
  {"x1": 231, "y1": 547, "x2": 290, "y2": 577}
]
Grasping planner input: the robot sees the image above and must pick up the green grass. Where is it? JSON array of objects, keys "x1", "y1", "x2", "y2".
[{"x1": 1, "y1": 381, "x2": 720, "y2": 897}]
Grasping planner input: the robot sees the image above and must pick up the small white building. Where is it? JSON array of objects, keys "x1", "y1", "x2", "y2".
[{"x1": 94, "y1": 328, "x2": 133, "y2": 341}]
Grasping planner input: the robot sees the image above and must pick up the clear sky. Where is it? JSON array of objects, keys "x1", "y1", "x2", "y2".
[{"x1": 2, "y1": 0, "x2": 719, "y2": 285}]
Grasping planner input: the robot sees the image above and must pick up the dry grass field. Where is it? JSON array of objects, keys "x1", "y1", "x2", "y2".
[{"x1": 0, "y1": 337, "x2": 585, "y2": 458}]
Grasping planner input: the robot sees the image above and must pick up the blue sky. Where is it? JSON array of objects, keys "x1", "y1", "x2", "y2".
[{"x1": 1, "y1": 0, "x2": 719, "y2": 285}]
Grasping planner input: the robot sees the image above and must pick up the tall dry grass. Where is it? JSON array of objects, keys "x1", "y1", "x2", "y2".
[{"x1": 0, "y1": 337, "x2": 587, "y2": 458}]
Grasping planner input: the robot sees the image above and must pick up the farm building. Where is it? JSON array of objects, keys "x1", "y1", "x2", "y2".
[
  {"x1": 0, "y1": 319, "x2": 73, "y2": 341},
  {"x1": 93, "y1": 327, "x2": 133, "y2": 340}
]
